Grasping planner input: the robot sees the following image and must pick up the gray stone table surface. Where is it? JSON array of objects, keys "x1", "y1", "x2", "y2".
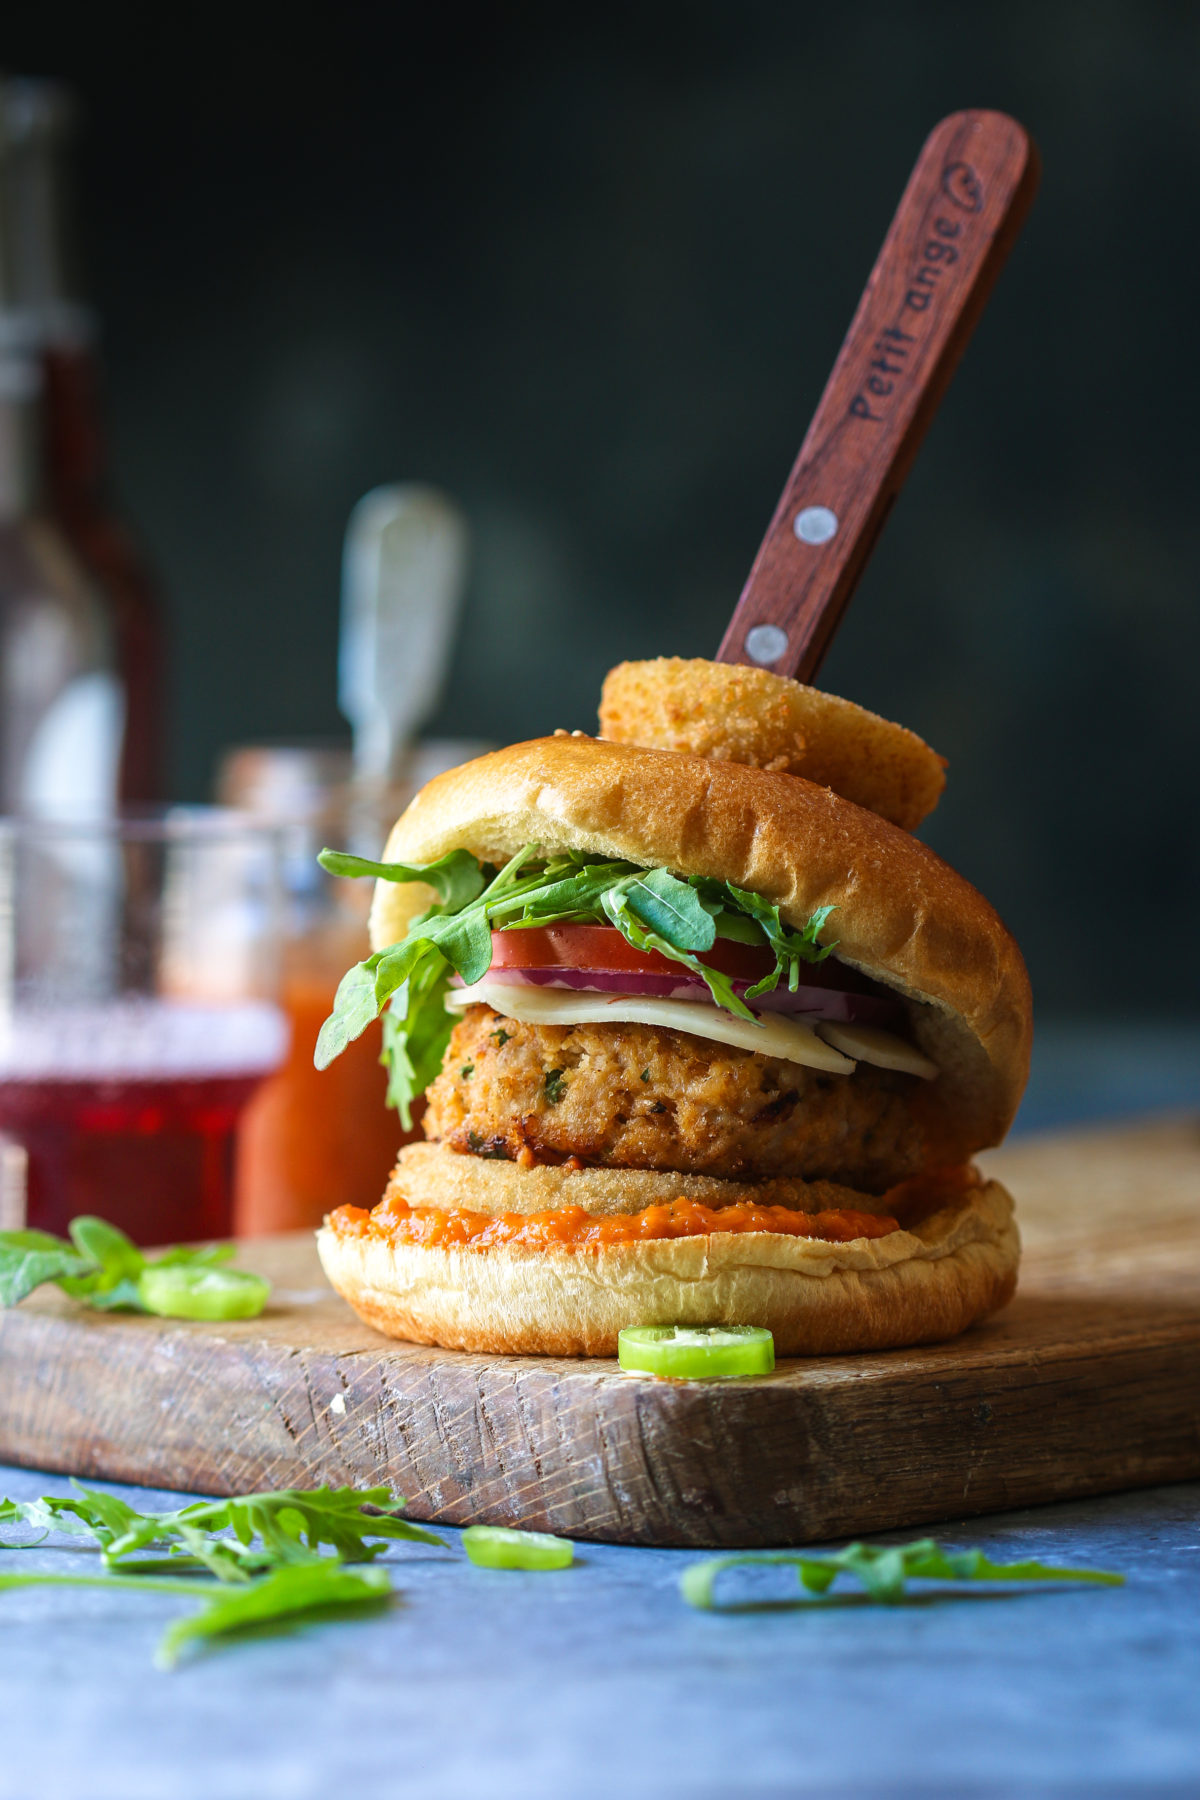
[{"x1": 0, "y1": 1462, "x2": 1197, "y2": 1800}]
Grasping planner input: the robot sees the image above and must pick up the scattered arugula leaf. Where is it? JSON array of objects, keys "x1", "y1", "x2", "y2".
[
  {"x1": 680, "y1": 1537, "x2": 1125, "y2": 1610},
  {"x1": 315, "y1": 846, "x2": 839, "y2": 1124},
  {"x1": 0, "y1": 1482, "x2": 445, "y2": 1666},
  {"x1": 155, "y1": 1561, "x2": 392, "y2": 1668},
  {"x1": 109, "y1": 1486, "x2": 447, "y2": 1567},
  {"x1": 0, "y1": 1480, "x2": 444, "y2": 1569},
  {"x1": 1, "y1": 1483, "x2": 159, "y2": 1551},
  {"x1": 0, "y1": 1562, "x2": 391, "y2": 1669},
  {"x1": 0, "y1": 1219, "x2": 269, "y2": 1321}
]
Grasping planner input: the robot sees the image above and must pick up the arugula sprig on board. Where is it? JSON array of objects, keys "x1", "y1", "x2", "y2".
[
  {"x1": 0, "y1": 1482, "x2": 444, "y2": 1666},
  {"x1": 680, "y1": 1538, "x2": 1125, "y2": 1610},
  {"x1": 314, "y1": 846, "x2": 839, "y2": 1125},
  {"x1": 0, "y1": 1217, "x2": 266, "y2": 1319}
]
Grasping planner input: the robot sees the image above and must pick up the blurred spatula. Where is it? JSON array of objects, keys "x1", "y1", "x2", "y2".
[{"x1": 339, "y1": 484, "x2": 470, "y2": 782}]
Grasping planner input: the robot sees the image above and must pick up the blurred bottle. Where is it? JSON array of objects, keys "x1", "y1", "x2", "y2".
[
  {"x1": 217, "y1": 746, "x2": 415, "y2": 1235},
  {"x1": 0, "y1": 77, "x2": 163, "y2": 807},
  {"x1": 0, "y1": 150, "x2": 118, "y2": 811}
]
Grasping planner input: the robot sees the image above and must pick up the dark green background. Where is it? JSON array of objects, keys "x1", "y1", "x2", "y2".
[{"x1": 9, "y1": 2, "x2": 1199, "y2": 1013}]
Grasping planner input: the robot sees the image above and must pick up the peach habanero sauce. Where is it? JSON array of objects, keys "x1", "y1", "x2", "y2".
[{"x1": 328, "y1": 1165, "x2": 979, "y2": 1252}]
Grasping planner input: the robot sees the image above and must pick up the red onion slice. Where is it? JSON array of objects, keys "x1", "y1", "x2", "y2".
[{"x1": 449, "y1": 964, "x2": 904, "y2": 1027}]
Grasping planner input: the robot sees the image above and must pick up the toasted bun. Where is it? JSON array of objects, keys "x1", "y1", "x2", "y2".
[
  {"x1": 316, "y1": 1178, "x2": 1017, "y2": 1356},
  {"x1": 369, "y1": 735, "x2": 1031, "y2": 1154},
  {"x1": 599, "y1": 657, "x2": 947, "y2": 830}
]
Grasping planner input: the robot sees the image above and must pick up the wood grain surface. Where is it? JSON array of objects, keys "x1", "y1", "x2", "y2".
[
  {"x1": 1, "y1": 1117, "x2": 1196, "y2": 1547},
  {"x1": 717, "y1": 109, "x2": 1039, "y2": 683}
]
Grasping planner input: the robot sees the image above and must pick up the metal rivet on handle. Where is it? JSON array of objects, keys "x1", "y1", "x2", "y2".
[
  {"x1": 793, "y1": 505, "x2": 838, "y2": 545},
  {"x1": 744, "y1": 624, "x2": 790, "y2": 666}
]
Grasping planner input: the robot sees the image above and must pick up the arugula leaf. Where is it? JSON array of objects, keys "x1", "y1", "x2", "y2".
[
  {"x1": 318, "y1": 847, "x2": 487, "y2": 911},
  {"x1": 98, "y1": 1485, "x2": 446, "y2": 1569},
  {"x1": 0, "y1": 1569, "x2": 217, "y2": 1598},
  {"x1": 381, "y1": 960, "x2": 456, "y2": 1129},
  {"x1": 314, "y1": 953, "x2": 385, "y2": 1069},
  {"x1": 58, "y1": 1216, "x2": 146, "y2": 1306},
  {"x1": 155, "y1": 1562, "x2": 392, "y2": 1667},
  {"x1": 0, "y1": 1482, "x2": 150, "y2": 1551},
  {"x1": 490, "y1": 859, "x2": 641, "y2": 930},
  {"x1": 410, "y1": 908, "x2": 493, "y2": 986},
  {"x1": 613, "y1": 867, "x2": 717, "y2": 952},
  {"x1": 680, "y1": 1537, "x2": 1125, "y2": 1610},
  {"x1": 0, "y1": 1562, "x2": 392, "y2": 1669},
  {"x1": 601, "y1": 885, "x2": 757, "y2": 1023},
  {"x1": 0, "y1": 1232, "x2": 94, "y2": 1308},
  {"x1": 723, "y1": 888, "x2": 837, "y2": 998},
  {"x1": 3, "y1": 1481, "x2": 444, "y2": 1574}
]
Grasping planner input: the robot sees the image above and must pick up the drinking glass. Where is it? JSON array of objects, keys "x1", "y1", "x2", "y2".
[{"x1": 0, "y1": 809, "x2": 288, "y2": 1244}]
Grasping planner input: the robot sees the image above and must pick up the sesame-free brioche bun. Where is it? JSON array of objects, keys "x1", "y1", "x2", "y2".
[
  {"x1": 368, "y1": 734, "x2": 1031, "y2": 1156},
  {"x1": 316, "y1": 1176, "x2": 1018, "y2": 1357}
]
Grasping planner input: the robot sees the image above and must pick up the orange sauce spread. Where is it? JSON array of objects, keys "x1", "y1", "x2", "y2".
[{"x1": 330, "y1": 1168, "x2": 978, "y2": 1253}]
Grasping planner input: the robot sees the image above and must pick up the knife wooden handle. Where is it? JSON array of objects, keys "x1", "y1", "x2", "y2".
[{"x1": 716, "y1": 109, "x2": 1040, "y2": 683}]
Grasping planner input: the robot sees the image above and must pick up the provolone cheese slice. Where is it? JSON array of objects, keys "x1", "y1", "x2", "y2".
[
  {"x1": 815, "y1": 1020, "x2": 938, "y2": 1079},
  {"x1": 445, "y1": 981, "x2": 856, "y2": 1074}
]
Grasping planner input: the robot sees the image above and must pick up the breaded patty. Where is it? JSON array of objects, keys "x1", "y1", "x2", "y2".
[{"x1": 423, "y1": 1005, "x2": 954, "y2": 1192}]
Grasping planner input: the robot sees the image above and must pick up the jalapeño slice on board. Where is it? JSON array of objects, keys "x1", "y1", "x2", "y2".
[
  {"x1": 618, "y1": 1325, "x2": 775, "y2": 1380},
  {"x1": 138, "y1": 1266, "x2": 270, "y2": 1321}
]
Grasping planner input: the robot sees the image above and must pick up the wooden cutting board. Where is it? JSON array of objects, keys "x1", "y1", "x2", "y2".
[{"x1": 1, "y1": 1118, "x2": 1197, "y2": 1547}]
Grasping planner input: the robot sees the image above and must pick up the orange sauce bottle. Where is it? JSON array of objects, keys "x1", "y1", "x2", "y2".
[
  {"x1": 233, "y1": 933, "x2": 419, "y2": 1236},
  {"x1": 218, "y1": 750, "x2": 418, "y2": 1236}
]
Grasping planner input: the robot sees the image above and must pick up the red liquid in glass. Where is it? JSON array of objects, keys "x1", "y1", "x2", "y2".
[{"x1": 0, "y1": 1070, "x2": 269, "y2": 1245}]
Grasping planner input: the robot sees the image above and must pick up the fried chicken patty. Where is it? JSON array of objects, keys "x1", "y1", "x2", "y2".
[{"x1": 423, "y1": 1005, "x2": 954, "y2": 1193}]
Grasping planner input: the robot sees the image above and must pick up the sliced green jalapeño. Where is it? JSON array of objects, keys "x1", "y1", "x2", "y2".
[
  {"x1": 138, "y1": 1266, "x2": 270, "y2": 1321},
  {"x1": 462, "y1": 1525, "x2": 574, "y2": 1570},
  {"x1": 617, "y1": 1324, "x2": 775, "y2": 1380}
]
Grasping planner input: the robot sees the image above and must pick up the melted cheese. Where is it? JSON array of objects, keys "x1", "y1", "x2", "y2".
[
  {"x1": 445, "y1": 980, "x2": 856, "y2": 1074},
  {"x1": 815, "y1": 1020, "x2": 938, "y2": 1080}
]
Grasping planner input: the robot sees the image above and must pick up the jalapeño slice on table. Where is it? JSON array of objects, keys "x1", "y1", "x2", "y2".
[
  {"x1": 618, "y1": 1325, "x2": 775, "y2": 1380},
  {"x1": 462, "y1": 1526, "x2": 574, "y2": 1570}
]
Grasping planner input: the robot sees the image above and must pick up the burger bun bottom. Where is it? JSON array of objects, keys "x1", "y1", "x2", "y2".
[{"x1": 316, "y1": 1177, "x2": 1017, "y2": 1358}]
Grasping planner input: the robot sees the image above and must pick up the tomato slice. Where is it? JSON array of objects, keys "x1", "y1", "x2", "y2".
[{"x1": 489, "y1": 923, "x2": 776, "y2": 983}]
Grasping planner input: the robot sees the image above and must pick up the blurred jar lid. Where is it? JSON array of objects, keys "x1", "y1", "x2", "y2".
[{"x1": 215, "y1": 738, "x2": 495, "y2": 869}]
